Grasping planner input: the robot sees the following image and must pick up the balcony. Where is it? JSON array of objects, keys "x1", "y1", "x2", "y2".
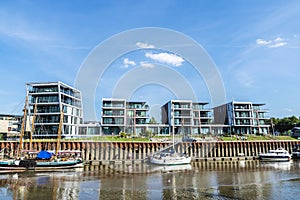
[
  {"x1": 29, "y1": 87, "x2": 58, "y2": 93},
  {"x1": 233, "y1": 106, "x2": 252, "y2": 110}
]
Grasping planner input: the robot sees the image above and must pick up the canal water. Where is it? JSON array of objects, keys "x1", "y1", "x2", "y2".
[{"x1": 0, "y1": 160, "x2": 300, "y2": 200}]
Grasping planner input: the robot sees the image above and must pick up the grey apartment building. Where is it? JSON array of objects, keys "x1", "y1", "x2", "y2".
[
  {"x1": 101, "y1": 98, "x2": 150, "y2": 135},
  {"x1": 213, "y1": 101, "x2": 270, "y2": 135},
  {"x1": 26, "y1": 81, "x2": 83, "y2": 138},
  {"x1": 161, "y1": 100, "x2": 212, "y2": 135}
]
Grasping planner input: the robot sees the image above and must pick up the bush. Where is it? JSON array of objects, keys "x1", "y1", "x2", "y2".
[{"x1": 119, "y1": 132, "x2": 127, "y2": 138}]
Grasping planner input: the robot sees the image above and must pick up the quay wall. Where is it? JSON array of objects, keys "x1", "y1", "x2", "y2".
[{"x1": 1, "y1": 140, "x2": 299, "y2": 165}]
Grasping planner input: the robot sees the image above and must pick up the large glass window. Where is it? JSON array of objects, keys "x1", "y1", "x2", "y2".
[
  {"x1": 127, "y1": 110, "x2": 134, "y2": 117},
  {"x1": 34, "y1": 95, "x2": 59, "y2": 103},
  {"x1": 37, "y1": 105, "x2": 60, "y2": 113},
  {"x1": 31, "y1": 86, "x2": 58, "y2": 93},
  {"x1": 136, "y1": 111, "x2": 146, "y2": 117},
  {"x1": 103, "y1": 101, "x2": 125, "y2": 108}
]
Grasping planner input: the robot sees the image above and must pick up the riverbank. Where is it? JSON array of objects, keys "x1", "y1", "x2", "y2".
[{"x1": 1, "y1": 140, "x2": 299, "y2": 165}]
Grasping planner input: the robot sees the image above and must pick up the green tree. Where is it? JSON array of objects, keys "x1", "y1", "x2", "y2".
[
  {"x1": 270, "y1": 116, "x2": 300, "y2": 134},
  {"x1": 148, "y1": 117, "x2": 157, "y2": 124}
]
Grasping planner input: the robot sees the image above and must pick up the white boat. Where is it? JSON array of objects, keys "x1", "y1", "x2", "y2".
[
  {"x1": 150, "y1": 151, "x2": 191, "y2": 165},
  {"x1": 150, "y1": 124, "x2": 191, "y2": 165},
  {"x1": 258, "y1": 148, "x2": 291, "y2": 162}
]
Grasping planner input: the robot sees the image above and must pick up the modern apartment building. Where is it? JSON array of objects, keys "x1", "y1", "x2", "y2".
[
  {"x1": 26, "y1": 81, "x2": 83, "y2": 138},
  {"x1": 101, "y1": 98, "x2": 150, "y2": 135},
  {"x1": 161, "y1": 100, "x2": 212, "y2": 135},
  {"x1": 213, "y1": 101, "x2": 270, "y2": 135},
  {"x1": 0, "y1": 114, "x2": 22, "y2": 139},
  {"x1": 252, "y1": 103, "x2": 270, "y2": 134}
]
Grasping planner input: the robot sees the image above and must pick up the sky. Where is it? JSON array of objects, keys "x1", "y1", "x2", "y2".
[{"x1": 0, "y1": 0, "x2": 300, "y2": 121}]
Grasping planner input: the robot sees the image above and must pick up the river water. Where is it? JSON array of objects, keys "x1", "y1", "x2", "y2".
[{"x1": 0, "y1": 160, "x2": 299, "y2": 200}]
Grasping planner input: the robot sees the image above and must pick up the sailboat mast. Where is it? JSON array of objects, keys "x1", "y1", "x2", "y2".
[
  {"x1": 172, "y1": 127, "x2": 175, "y2": 150},
  {"x1": 56, "y1": 111, "x2": 64, "y2": 154},
  {"x1": 18, "y1": 96, "x2": 28, "y2": 158},
  {"x1": 30, "y1": 98, "x2": 38, "y2": 150}
]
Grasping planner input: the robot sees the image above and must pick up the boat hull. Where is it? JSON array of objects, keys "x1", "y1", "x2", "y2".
[
  {"x1": 259, "y1": 156, "x2": 291, "y2": 162},
  {"x1": 150, "y1": 156, "x2": 191, "y2": 166}
]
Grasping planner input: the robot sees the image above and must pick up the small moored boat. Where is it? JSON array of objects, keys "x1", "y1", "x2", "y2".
[
  {"x1": 149, "y1": 124, "x2": 191, "y2": 166},
  {"x1": 259, "y1": 147, "x2": 291, "y2": 162},
  {"x1": 0, "y1": 98, "x2": 84, "y2": 172},
  {"x1": 150, "y1": 150, "x2": 191, "y2": 165},
  {"x1": 292, "y1": 144, "x2": 300, "y2": 159}
]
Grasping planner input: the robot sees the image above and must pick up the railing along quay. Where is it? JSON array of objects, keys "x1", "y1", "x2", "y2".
[{"x1": 0, "y1": 140, "x2": 299, "y2": 165}]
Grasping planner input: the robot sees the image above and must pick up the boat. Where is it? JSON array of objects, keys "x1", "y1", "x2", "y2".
[
  {"x1": 149, "y1": 150, "x2": 191, "y2": 165},
  {"x1": 258, "y1": 147, "x2": 291, "y2": 162},
  {"x1": 0, "y1": 155, "x2": 83, "y2": 171},
  {"x1": 149, "y1": 123, "x2": 191, "y2": 165},
  {"x1": 0, "y1": 98, "x2": 84, "y2": 171},
  {"x1": 291, "y1": 144, "x2": 300, "y2": 159}
]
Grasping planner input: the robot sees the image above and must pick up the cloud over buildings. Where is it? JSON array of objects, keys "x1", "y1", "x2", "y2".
[
  {"x1": 145, "y1": 52, "x2": 184, "y2": 66},
  {"x1": 123, "y1": 58, "x2": 136, "y2": 68},
  {"x1": 136, "y1": 42, "x2": 155, "y2": 49}
]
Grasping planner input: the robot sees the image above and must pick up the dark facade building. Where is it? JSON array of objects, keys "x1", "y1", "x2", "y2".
[{"x1": 213, "y1": 101, "x2": 270, "y2": 135}]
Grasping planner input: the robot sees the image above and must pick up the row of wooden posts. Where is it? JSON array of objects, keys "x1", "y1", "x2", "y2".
[{"x1": 0, "y1": 140, "x2": 299, "y2": 164}]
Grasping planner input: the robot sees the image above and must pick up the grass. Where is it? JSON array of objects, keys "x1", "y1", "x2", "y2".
[
  {"x1": 9, "y1": 135, "x2": 299, "y2": 143},
  {"x1": 219, "y1": 135, "x2": 297, "y2": 141},
  {"x1": 63, "y1": 136, "x2": 151, "y2": 142}
]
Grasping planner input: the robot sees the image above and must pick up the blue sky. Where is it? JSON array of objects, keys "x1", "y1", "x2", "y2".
[{"x1": 0, "y1": 0, "x2": 300, "y2": 121}]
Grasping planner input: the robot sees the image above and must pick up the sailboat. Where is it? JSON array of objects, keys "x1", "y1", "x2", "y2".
[
  {"x1": 0, "y1": 97, "x2": 84, "y2": 171},
  {"x1": 149, "y1": 123, "x2": 191, "y2": 165}
]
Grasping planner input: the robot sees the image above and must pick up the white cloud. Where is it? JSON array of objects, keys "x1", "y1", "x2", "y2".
[
  {"x1": 274, "y1": 37, "x2": 283, "y2": 42},
  {"x1": 256, "y1": 37, "x2": 287, "y2": 48},
  {"x1": 269, "y1": 42, "x2": 287, "y2": 48},
  {"x1": 140, "y1": 61, "x2": 155, "y2": 68},
  {"x1": 145, "y1": 52, "x2": 184, "y2": 66},
  {"x1": 136, "y1": 42, "x2": 155, "y2": 49},
  {"x1": 256, "y1": 39, "x2": 272, "y2": 45},
  {"x1": 122, "y1": 58, "x2": 136, "y2": 68}
]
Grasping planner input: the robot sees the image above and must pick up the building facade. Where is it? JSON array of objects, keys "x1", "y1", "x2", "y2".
[
  {"x1": 101, "y1": 98, "x2": 151, "y2": 135},
  {"x1": 26, "y1": 81, "x2": 83, "y2": 138},
  {"x1": 0, "y1": 114, "x2": 22, "y2": 139},
  {"x1": 161, "y1": 100, "x2": 213, "y2": 135},
  {"x1": 213, "y1": 101, "x2": 270, "y2": 135}
]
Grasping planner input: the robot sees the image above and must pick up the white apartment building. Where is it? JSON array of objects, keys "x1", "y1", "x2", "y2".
[
  {"x1": 161, "y1": 100, "x2": 212, "y2": 135},
  {"x1": 26, "y1": 81, "x2": 83, "y2": 138},
  {"x1": 101, "y1": 98, "x2": 150, "y2": 135}
]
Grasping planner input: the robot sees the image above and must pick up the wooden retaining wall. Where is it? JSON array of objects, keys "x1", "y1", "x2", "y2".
[{"x1": 1, "y1": 140, "x2": 299, "y2": 165}]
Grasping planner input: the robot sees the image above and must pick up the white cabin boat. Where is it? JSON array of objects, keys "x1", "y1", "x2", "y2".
[
  {"x1": 150, "y1": 150, "x2": 191, "y2": 165},
  {"x1": 259, "y1": 148, "x2": 291, "y2": 161},
  {"x1": 149, "y1": 125, "x2": 191, "y2": 165}
]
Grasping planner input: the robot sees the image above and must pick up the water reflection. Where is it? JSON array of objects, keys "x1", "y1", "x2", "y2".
[
  {"x1": 0, "y1": 160, "x2": 299, "y2": 200},
  {"x1": 259, "y1": 160, "x2": 292, "y2": 170}
]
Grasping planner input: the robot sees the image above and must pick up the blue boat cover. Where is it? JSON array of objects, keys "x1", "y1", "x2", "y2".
[{"x1": 37, "y1": 150, "x2": 53, "y2": 159}]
